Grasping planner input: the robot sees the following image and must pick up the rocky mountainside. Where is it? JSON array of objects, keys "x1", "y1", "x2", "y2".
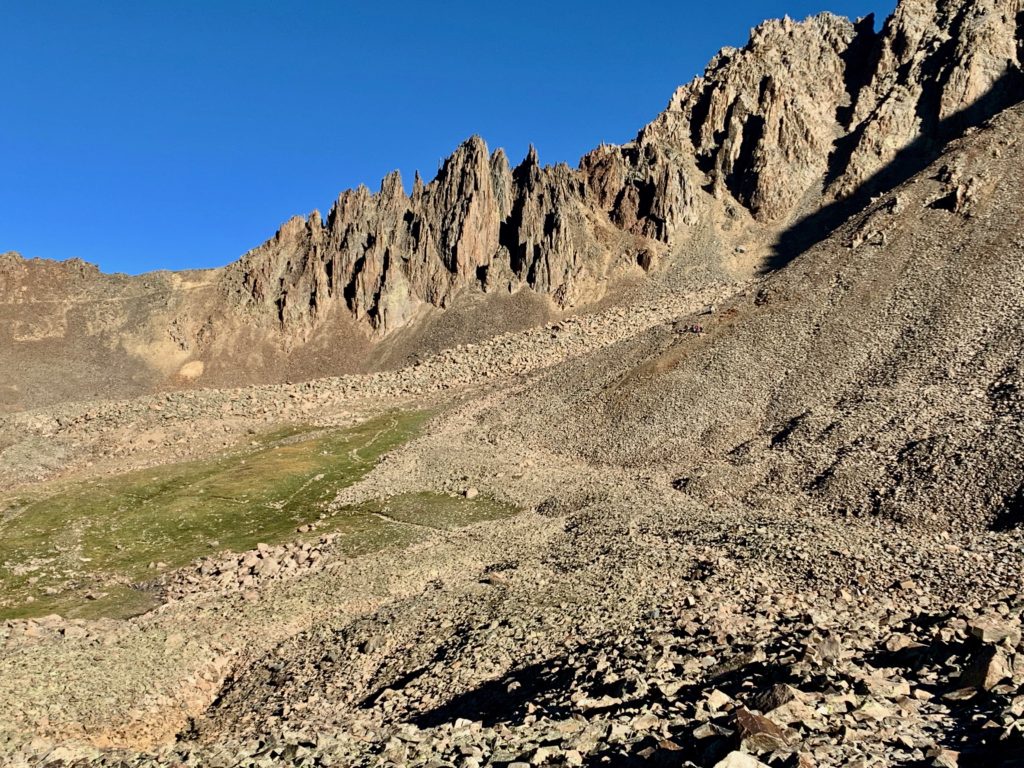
[
  {"x1": 1, "y1": 92, "x2": 1022, "y2": 768},
  {"x1": 2, "y1": 0, "x2": 1021, "y2": 411},
  {"x1": 223, "y1": 0, "x2": 1023, "y2": 334},
  {"x1": 0, "y1": 253, "x2": 221, "y2": 410},
  {"x1": 2, "y1": 1, "x2": 1024, "y2": 766},
  {"x1": 520, "y1": 94, "x2": 1024, "y2": 535}
]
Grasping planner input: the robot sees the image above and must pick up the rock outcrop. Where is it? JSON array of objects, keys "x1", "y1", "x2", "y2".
[
  {"x1": 832, "y1": 0, "x2": 1024, "y2": 197},
  {"x1": 651, "y1": 13, "x2": 860, "y2": 221},
  {"x1": 221, "y1": 139, "x2": 651, "y2": 337},
  {"x1": 224, "y1": 0, "x2": 1023, "y2": 338}
]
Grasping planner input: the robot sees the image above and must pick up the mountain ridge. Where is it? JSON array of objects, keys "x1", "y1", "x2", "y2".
[
  {"x1": 225, "y1": 1, "x2": 1022, "y2": 336},
  {"x1": 2, "y1": 0, "x2": 1022, "y2": 412}
]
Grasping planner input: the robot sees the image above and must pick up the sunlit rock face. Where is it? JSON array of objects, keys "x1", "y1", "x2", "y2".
[{"x1": 223, "y1": 0, "x2": 1022, "y2": 339}]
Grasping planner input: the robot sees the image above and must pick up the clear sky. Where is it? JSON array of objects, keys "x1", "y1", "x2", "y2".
[{"x1": 1, "y1": 1, "x2": 895, "y2": 275}]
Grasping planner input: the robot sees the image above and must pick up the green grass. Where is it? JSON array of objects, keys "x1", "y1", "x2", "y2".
[{"x1": 0, "y1": 411, "x2": 520, "y2": 621}]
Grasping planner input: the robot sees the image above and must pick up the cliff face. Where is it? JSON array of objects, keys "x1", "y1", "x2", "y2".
[
  {"x1": 223, "y1": 0, "x2": 1023, "y2": 338},
  {"x1": 220, "y1": 140, "x2": 650, "y2": 337},
  {"x1": 653, "y1": 13, "x2": 860, "y2": 222},
  {"x1": 832, "y1": 0, "x2": 1024, "y2": 197}
]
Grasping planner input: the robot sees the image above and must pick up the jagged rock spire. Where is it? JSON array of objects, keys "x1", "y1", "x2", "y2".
[{"x1": 225, "y1": 0, "x2": 1024, "y2": 336}]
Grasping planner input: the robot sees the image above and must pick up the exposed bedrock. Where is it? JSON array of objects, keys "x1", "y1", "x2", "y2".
[{"x1": 222, "y1": 0, "x2": 1023, "y2": 338}]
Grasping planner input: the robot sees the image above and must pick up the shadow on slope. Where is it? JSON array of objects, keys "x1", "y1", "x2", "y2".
[
  {"x1": 410, "y1": 613, "x2": 1024, "y2": 768},
  {"x1": 992, "y1": 484, "x2": 1024, "y2": 532},
  {"x1": 767, "y1": 68, "x2": 1024, "y2": 272}
]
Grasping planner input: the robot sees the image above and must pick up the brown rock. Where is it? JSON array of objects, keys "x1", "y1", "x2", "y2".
[
  {"x1": 748, "y1": 683, "x2": 798, "y2": 713},
  {"x1": 734, "y1": 706, "x2": 789, "y2": 752},
  {"x1": 707, "y1": 688, "x2": 733, "y2": 711},
  {"x1": 713, "y1": 752, "x2": 770, "y2": 768},
  {"x1": 968, "y1": 616, "x2": 1021, "y2": 646},
  {"x1": 928, "y1": 748, "x2": 960, "y2": 768},
  {"x1": 960, "y1": 645, "x2": 1012, "y2": 690}
]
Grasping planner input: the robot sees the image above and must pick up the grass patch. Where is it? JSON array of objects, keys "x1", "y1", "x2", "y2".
[{"x1": 0, "y1": 411, "x2": 433, "y2": 620}]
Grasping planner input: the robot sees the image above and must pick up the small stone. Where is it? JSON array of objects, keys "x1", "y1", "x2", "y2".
[
  {"x1": 707, "y1": 688, "x2": 732, "y2": 711},
  {"x1": 255, "y1": 557, "x2": 280, "y2": 577},
  {"x1": 694, "y1": 722, "x2": 733, "y2": 740},
  {"x1": 960, "y1": 646, "x2": 1011, "y2": 690},
  {"x1": 927, "y1": 748, "x2": 959, "y2": 768},
  {"x1": 943, "y1": 688, "x2": 977, "y2": 702},
  {"x1": 885, "y1": 633, "x2": 921, "y2": 652},
  {"x1": 749, "y1": 683, "x2": 797, "y2": 713},
  {"x1": 464, "y1": 487, "x2": 479, "y2": 499},
  {"x1": 714, "y1": 752, "x2": 770, "y2": 768},
  {"x1": 531, "y1": 746, "x2": 561, "y2": 765},
  {"x1": 359, "y1": 636, "x2": 383, "y2": 653},
  {"x1": 854, "y1": 699, "x2": 893, "y2": 721},
  {"x1": 812, "y1": 633, "x2": 843, "y2": 664},
  {"x1": 632, "y1": 712, "x2": 660, "y2": 730}
]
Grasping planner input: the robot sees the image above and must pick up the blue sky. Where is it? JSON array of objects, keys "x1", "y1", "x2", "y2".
[{"x1": 1, "y1": 1, "x2": 895, "y2": 274}]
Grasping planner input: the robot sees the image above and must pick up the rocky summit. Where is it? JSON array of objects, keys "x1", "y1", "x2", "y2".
[{"x1": 1, "y1": 0, "x2": 1024, "y2": 766}]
